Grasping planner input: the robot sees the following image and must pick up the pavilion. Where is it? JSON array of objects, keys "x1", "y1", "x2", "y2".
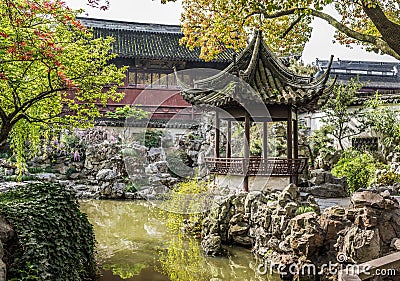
[{"x1": 177, "y1": 31, "x2": 336, "y2": 191}]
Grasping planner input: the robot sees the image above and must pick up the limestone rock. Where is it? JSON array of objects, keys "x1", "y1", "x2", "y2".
[
  {"x1": 303, "y1": 183, "x2": 348, "y2": 198},
  {"x1": 0, "y1": 216, "x2": 14, "y2": 242},
  {"x1": 351, "y1": 191, "x2": 386, "y2": 209},
  {"x1": 201, "y1": 234, "x2": 222, "y2": 256},
  {"x1": 35, "y1": 173, "x2": 57, "y2": 182},
  {"x1": 147, "y1": 147, "x2": 165, "y2": 162},
  {"x1": 278, "y1": 184, "x2": 300, "y2": 206},
  {"x1": 96, "y1": 169, "x2": 117, "y2": 181},
  {"x1": 337, "y1": 227, "x2": 381, "y2": 263},
  {"x1": 302, "y1": 170, "x2": 348, "y2": 198}
]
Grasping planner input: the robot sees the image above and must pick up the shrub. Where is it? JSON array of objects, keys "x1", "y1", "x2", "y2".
[
  {"x1": 27, "y1": 167, "x2": 44, "y2": 174},
  {"x1": 4, "y1": 175, "x2": 35, "y2": 182},
  {"x1": 0, "y1": 183, "x2": 97, "y2": 281},
  {"x1": 105, "y1": 105, "x2": 149, "y2": 120},
  {"x1": 332, "y1": 150, "x2": 376, "y2": 194},
  {"x1": 65, "y1": 167, "x2": 78, "y2": 179},
  {"x1": 296, "y1": 206, "x2": 315, "y2": 215},
  {"x1": 145, "y1": 130, "x2": 163, "y2": 148},
  {"x1": 377, "y1": 171, "x2": 400, "y2": 186}
]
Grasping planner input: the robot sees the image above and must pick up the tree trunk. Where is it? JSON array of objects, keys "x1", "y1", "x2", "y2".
[
  {"x1": 0, "y1": 123, "x2": 11, "y2": 150},
  {"x1": 338, "y1": 139, "x2": 344, "y2": 151},
  {"x1": 362, "y1": 3, "x2": 400, "y2": 57}
]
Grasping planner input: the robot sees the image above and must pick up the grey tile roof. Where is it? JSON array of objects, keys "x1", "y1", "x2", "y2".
[
  {"x1": 178, "y1": 31, "x2": 335, "y2": 112},
  {"x1": 78, "y1": 17, "x2": 234, "y2": 63},
  {"x1": 316, "y1": 59, "x2": 400, "y2": 90}
]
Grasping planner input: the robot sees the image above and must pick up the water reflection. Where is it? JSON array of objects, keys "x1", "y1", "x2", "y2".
[{"x1": 80, "y1": 200, "x2": 280, "y2": 281}]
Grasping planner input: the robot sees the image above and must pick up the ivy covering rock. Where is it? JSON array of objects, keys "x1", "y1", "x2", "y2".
[{"x1": 0, "y1": 183, "x2": 97, "y2": 281}]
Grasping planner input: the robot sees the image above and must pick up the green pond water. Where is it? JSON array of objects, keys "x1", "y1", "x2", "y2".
[{"x1": 80, "y1": 200, "x2": 281, "y2": 281}]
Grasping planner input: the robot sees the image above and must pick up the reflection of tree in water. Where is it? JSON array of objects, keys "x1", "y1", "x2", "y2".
[
  {"x1": 81, "y1": 200, "x2": 282, "y2": 281},
  {"x1": 158, "y1": 234, "x2": 280, "y2": 281},
  {"x1": 159, "y1": 233, "x2": 211, "y2": 281},
  {"x1": 156, "y1": 180, "x2": 281, "y2": 281},
  {"x1": 80, "y1": 200, "x2": 166, "y2": 278},
  {"x1": 103, "y1": 263, "x2": 148, "y2": 279}
]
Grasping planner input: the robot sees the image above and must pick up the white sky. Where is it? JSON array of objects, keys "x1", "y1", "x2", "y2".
[{"x1": 67, "y1": 0, "x2": 399, "y2": 64}]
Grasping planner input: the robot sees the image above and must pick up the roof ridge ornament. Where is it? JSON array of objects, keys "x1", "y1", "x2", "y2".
[{"x1": 240, "y1": 30, "x2": 262, "y2": 81}]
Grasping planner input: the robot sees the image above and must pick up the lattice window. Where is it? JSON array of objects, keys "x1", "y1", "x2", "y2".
[{"x1": 352, "y1": 137, "x2": 378, "y2": 151}]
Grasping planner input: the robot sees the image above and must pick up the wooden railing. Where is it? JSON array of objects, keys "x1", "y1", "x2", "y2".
[{"x1": 205, "y1": 157, "x2": 307, "y2": 176}]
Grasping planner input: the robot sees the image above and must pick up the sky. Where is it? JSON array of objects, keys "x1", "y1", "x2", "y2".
[{"x1": 67, "y1": 0, "x2": 399, "y2": 65}]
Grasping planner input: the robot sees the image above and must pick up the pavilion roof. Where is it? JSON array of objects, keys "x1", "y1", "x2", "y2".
[{"x1": 178, "y1": 31, "x2": 336, "y2": 112}]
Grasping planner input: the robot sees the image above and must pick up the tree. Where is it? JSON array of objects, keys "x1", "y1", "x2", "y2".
[
  {"x1": 321, "y1": 78, "x2": 365, "y2": 151},
  {"x1": 364, "y1": 95, "x2": 400, "y2": 156},
  {"x1": 161, "y1": 0, "x2": 400, "y2": 61},
  {"x1": 0, "y1": 0, "x2": 126, "y2": 167}
]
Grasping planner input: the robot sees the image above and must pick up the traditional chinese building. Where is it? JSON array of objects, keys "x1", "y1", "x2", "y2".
[
  {"x1": 79, "y1": 17, "x2": 233, "y2": 122},
  {"x1": 306, "y1": 59, "x2": 400, "y2": 150},
  {"x1": 177, "y1": 31, "x2": 335, "y2": 191},
  {"x1": 316, "y1": 59, "x2": 400, "y2": 103}
]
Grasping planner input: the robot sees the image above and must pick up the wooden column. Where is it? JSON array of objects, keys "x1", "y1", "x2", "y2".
[
  {"x1": 287, "y1": 109, "x2": 293, "y2": 159},
  {"x1": 287, "y1": 108, "x2": 293, "y2": 184},
  {"x1": 244, "y1": 112, "x2": 250, "y2": 192},
  {"x1": 293, "y1": 110, "x2": 299, "y2": 185},
  {"x1": 294, "y1": 111, "x2": 299, "y2": 159},
  {"x1": 262, "y1": 122, "x2": 268, "y2": 159},
  {"x1": 215, "y1": 111, "x2": 220, "y2": 158},
  {"x1": 226, "y1": 120, "x2": 232, "y2": 158}
]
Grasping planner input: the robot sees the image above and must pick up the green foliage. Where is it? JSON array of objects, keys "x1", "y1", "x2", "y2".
[
  {"x1": 44, "y1": 166, "x2": 53, "y2": 173},
  {"x1": 27, "y1": 167, "x2": 44, "y2": 174},
  {"x1": 162, "y1": 178, "x2": 209, "y2": 232},
  {"x1": 157, "y1": 178, "x2": 211, "y2": 281},
  {"x1": 377, "y1": 171, "x2": 400, "y2": 186},
  {"x1": 332, "y1": 150, "x2": 377, "y2": 193},
  {"x1": 10, "y1": 262, "x2": 39, "y2": 281},
  {"x1": 4, "y1": 175, "x2": 35, "y2": 181},
  {"x1": 0, "y1": 0, "x2": 126, "y2": 170},
  {"x1": 287, "y1": 58, "x2": 317, "y2": 76},
  {"x1": 169, "y1": 0, "x2": 400, "y2": 61},
  {"x1": 105, "y1": 105, "x2": 150, "y2": 120},
  {"x1": 295, "y1": 206, "x2": 315, "y2": 215},
  {"x1": 322, "y1": 78, "x2": 365, "y2": 150},
  {"x1": 307, "y1": 125, "x2": 336, "y2": 168},
  {"x1": 0, "y1": 183, "x2": 97, "y2": 281},
  {"x1": 144, "y1": 130, "x2": 164, "y2": 149},
  {"x1": 125, "y1": 183, "x2": 137, "y2": 193},
  {"x1": 364, "y1": 95, "x2": 400, "y2": 156},
  {"x1": 65, "y1": 167, "x2": 78, "y2": 179},
  {"x1": 0, "y1": 151, "x2": 11, "y2": 159},
  {"x1": 103, "y1": 263, "x2": 148, "y2": 279}
]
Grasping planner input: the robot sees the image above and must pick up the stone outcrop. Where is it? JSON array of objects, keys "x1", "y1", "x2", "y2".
[
  {"x1": 300, "y1": 169, "x2": 348, "y2": 198},
  {"x1": 0, "y1": 126, "x2": 212, "y2": 199},
  {"x1": 0, "y1": 139, "x2": 181, "y2": 199},
  {"x1": 201, "y1": 184, "x2": 321, "y2": 261},
  {"x1": 0, "y1": 216, "x2": 15, "y2": 281},
  {"x1": 201, "y1": 186, "x2": 400, "y2": 278}
]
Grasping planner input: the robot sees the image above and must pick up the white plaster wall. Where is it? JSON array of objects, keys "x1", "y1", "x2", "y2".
[{"x1": 214, "y1": 175, "x2": 290, "y2": 192}]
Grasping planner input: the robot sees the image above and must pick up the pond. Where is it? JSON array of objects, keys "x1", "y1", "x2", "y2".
[{"x1": 80, "y1": 200, "x2": 281, "y2": 281}]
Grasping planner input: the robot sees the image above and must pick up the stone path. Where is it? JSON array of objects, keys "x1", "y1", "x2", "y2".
[{"x1": 314, "y1": 197, "x2": 351, "y2": 210}]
